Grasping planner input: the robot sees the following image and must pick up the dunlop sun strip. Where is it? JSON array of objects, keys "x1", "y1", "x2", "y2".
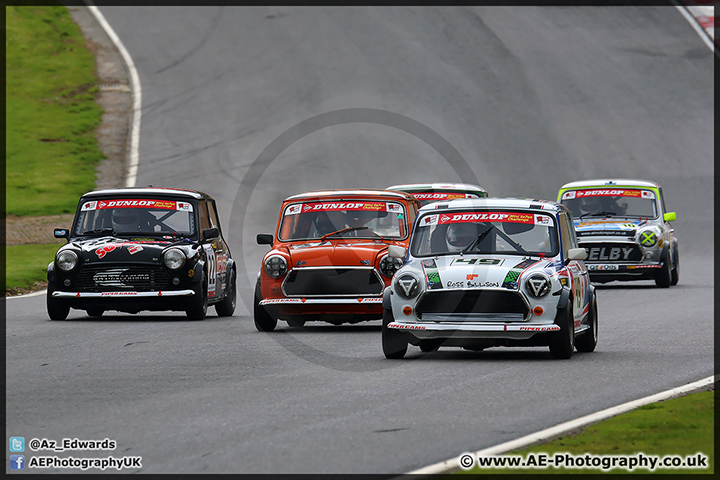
[
  {"x1": 501, "y1": 259, "x2": 540, "y2": 289},
  {"x1": 422, "y1": 258, "x2": 442, "y2": 289}
]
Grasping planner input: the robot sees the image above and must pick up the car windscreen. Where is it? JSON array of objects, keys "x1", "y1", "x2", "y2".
[
  {"x1": 278, "y1": 200, "x2": 408, "y2": 241},
  {"x1": 560, "y1": 188, "x2": 658, "y2": 219},
  {"x1": 73, "y1": 198, "x2": 196, "y2": 236},
  {"x1": 411, "y1": 210, "x2": 558, "y2": 257},
  {"x1": 410, "y1": 191, "x2": 484, "y2": 206}
]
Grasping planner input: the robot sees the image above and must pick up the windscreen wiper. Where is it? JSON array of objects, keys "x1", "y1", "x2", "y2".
[
  {"x1": 579, "y1": 211, "x2": 616, "y2": 218},
  {"x1": 81, "y1": 228, "x2": 117, "y2": 236},
  {"x1": 461, "y1": 226, "x2": 494, "y2": 254},
  {"x1": 321, "y1": 226, "x2": 369, "y2": 241}
]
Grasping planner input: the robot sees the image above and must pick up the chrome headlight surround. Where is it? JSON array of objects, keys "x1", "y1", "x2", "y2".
[
  {"x1": 163, "y1": 248, "x2": 186, "y2": 270},
  {"x1": 264, "y1": 255, "x2": 288, "y2": 278},
  {"x1": 56, "y1": 250, "x2": 78, "y2": 272},
  {"x1": 379, "y1": 255, "x2": 404, "y2": 277},
  {"x1": 394, "y1": 273, "x2": 421, "y2": 299},
  {"x1": 638, "y1": 227, "x2": 658, "y2": 248},
  {"x1": 524, "y1": 272, "x2": 551, "y2": 299}
]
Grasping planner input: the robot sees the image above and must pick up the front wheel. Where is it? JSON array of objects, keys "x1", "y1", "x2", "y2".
[
  {"x1": 253, "y1": 281, "x2": 277, "y2": 332},
  {"x1": 575, "y1": 292, "x2": 598, "y2": 353},
  {"x1": 670, "y1": 244, "x2": 679, "y2": 286},
  {"x1": 186, "y1": 273, "x2": 208, "y2": 320},
  {"x1": 549, "y1": 302, "x2": 574, "y2": 359},
  {"x1": 47, "y1": 284, "x2": 70, "y2": 321},
  {"x1": 655, "y1": 249, "x2": 671, "y2": 288},
  {"x1": 382, "y1": 308, "x2": 407, "y2": 359},
  {"x1": 215, "y1": 268, "x2": 236, "y2": 317}
]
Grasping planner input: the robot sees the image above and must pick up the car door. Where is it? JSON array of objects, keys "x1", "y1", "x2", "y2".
[
  {"x1": 205, "y1": 200, "x2": 229, "y2": 297},
  {"x1": 559, "y1": 212, "x2": 589, "y2": 328}
]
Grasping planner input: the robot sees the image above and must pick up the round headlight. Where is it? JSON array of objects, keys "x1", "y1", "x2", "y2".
[
  {"x1": 56, "y1": 250, "x2": 78, "y2": 272},
  {"x1": 638, "y1": 228, "x2": 657, "y2": 247},
  {"x1": 394, "y1": 274, "x2": 420, "y2": 299},
  {"x1": 379, "y1": 255, "x2": 404, "y2": 277},
  {"x1": 163, "y1": 248, "x2": 186, "y2": 270},
  {"x1": 264, "y1": 255, "x2": 288, "y2": 278},
  {"x1": 525, "y1": 273, "x2": 551, "y2": 298}
]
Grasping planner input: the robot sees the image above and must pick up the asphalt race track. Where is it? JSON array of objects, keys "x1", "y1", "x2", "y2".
[{"x1": 6, "y1": 6, "x2": 714, "y2": 474}]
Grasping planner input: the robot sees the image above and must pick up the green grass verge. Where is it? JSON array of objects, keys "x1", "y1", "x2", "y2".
[
  {"x1": 5, "y1": 243, "x2": 62, "y2": 291},
  {"x1": 458, "y1": 389, "x2": 714, "y2": 475},
  {"x1": 6, "y1": 4, "x2": 104, "y2": 217}
]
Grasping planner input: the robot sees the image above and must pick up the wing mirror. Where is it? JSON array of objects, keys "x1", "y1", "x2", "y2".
[
  {"x1": 257, "y1": 234, "x2": 274, "y2": 245},
  {"x1": 202, "y1": 227, "x2": 219, "y2": 241},
  {"x1": 663, "y1": 212, "x2": 676, "y2": 222},
  {"x1": 566, "y1": 247, "x2": 587, "y2": 264},
  {"x1": 388, "y1": 245, "x2": 406, "y2": 258},
  {"x1": 54, "y1": 228, "x2": 69, "y2": 239}
]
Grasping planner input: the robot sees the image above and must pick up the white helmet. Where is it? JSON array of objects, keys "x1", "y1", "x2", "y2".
[
  {"x1": 111, "y1": 209, "x2": 140, "y2": 232},
  {"x1": 445, "y1": 223, "x2": 477, "y2": 252}
]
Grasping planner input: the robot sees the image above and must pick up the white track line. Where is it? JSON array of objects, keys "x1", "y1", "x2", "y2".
[
  {"x1": 6, "y1": 290, "x2": 48, "y2": 300},
  {"x1": 407, "y1": 375, "x2": 716, "y2": 475},
  {"x1": 87, "y1": 4, "x2": 142, "y2": 187},
  {"x1": 675, "y1": 4, "x2": 716, "y2": 52}
]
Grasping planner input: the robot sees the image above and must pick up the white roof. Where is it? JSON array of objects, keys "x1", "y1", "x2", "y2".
[
  {"x1": 418, "y1": 197, "x2": 562, "y2": 213},
  {"x1": 387, "y1": 182, "x2": 487, "y2": 193},
  {"x1": 82, "y1": 187, "x2": 206, "y2": 199},
  {"x1": 559, "y1": 179, "x2": 661, "y2": 190},
  {"x1": 285, "y1": 189, "x2": 412, "y2": 202}
]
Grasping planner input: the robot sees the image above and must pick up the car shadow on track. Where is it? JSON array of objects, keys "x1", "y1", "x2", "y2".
[{"x1": 403, "y1": 348, "x2": 602, "y2": 361}]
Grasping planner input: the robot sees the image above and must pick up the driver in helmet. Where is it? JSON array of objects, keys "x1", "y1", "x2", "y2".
[
  {"x1": 111, "y1": 208, "x2": 150, "y2": 232},
  {"x1": 445, "y1": 223, "x2": 478, "y2": 252}
]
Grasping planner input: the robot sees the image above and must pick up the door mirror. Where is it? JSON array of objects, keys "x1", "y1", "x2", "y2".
[
  {"x1": 567, "y1": 247, "x2": 587, "y2": 262},
  {"x1": 663, "y1": 212, "x2": 676, "y2": 222},
  {"x1": 54, "y1": 228, "x2": 69, "y2": 239},
  {"x1": 257, "y1": 234, "x2": 274, "y2": 245},
  {"x1": 202, "y1": 227, "x2": 219, "y2": 241},
  {"x1": 388, "y1": 245, "x2": 406, "y2": 258}
]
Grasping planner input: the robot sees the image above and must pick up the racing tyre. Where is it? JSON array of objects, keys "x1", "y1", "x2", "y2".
[
  {"x1": 47, "y1": 284, "x2": 70, "y2": 321},
  {"x1": 86, "y1": 308, "x2": 104, "y2": 317},
  {"x1": 549, "y1": 303, "x2": 574, "y2": 359},
  {"x1": 186, "y1": 273, "x2": 208, "y2": 320},
  {"x1": 419, "y1": 339, "x2": 443, "y2": 353},
  {"x1": 253, "y1": 281, "x2": 277, "y2": 332},
  {"x1": 575, "y1": 292, "x2": 598, "y2": 353},
  {"x1": 286, "y1": 318, "x2": 306, "y2": 328},
  {"x1": 670, "y1": 244, "x2": 679, "y2": 286},
  {"x1": 655, "y1": 249, "x2": 671, "y2": 288},
  {"x1": 382, "y1": 308, "x2": 407, "y2": 359},
  {"x1": 215, "y1": 268, "x2": 236, "y2": 317}
]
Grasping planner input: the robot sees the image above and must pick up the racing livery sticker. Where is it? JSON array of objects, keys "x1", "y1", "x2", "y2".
[
  {"x1": 420, "y1": 212, "x2": 554, "y2": 226},
  {"x1": 411, "y1": 192, "x2": 480, "y2": 201},
  {"x1": 298, "y1": 201, "x2": 404, "y2": 213},
  {"x1": 82, "y1": 199, "x2": 193, "y2": 211},
  {"x1": 421, "y1": 259, "x2": 442, "y2": 290},
  {"x1": 203, "y1": 244, "x2": 217, "y2": 297},
  {"x1": 450, "y1": 257, "x2": 504, "y2": 266},
  {"x1": 501, "y1": 259, "x2": 540, "y2": 289},
  {"x1": 562, "y1": 189, "x2": 653, "y2": 199}
]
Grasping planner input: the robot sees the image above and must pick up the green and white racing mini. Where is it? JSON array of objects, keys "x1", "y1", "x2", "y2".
[
  {"x1": 558, "y1": 179, "x2": 679, "y2": 288},
  {"x1": 381, "y1": 198, "x2": 598, "y2": 360}
]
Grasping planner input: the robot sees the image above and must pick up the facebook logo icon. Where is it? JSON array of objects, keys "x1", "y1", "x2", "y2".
[
  {"x1": 10, "y1": 437, "x2": 25, "y2": 452},
  {"x1": 10, "y1": 455, "x2": 25, "y2": 470}
]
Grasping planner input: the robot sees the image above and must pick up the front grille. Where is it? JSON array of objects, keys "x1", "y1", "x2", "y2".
[
  {"x1": 75, "y1": 265, "x2": 170, "y2": 292},
  {"x1": 283, "y1": 268, "x2": 383, "y2": 296},
  {"x1": 581, "y1": 242, "x2": 643, "y2": 262},
  {"x1": 416, "y1": 290, "x2": 528, "y2": 318}
]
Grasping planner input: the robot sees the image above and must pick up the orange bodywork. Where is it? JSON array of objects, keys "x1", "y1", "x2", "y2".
[{"x1": 258, "y1": 190, "x2": 420, "y2": 323}]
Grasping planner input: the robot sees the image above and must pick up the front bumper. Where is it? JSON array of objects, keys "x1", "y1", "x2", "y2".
[
  {"x1": 52, "y1": 290, "x2": 195, "y2": 298},
  {"x1": 388, "y1": 321, "x2": 559, "y2": 340}
]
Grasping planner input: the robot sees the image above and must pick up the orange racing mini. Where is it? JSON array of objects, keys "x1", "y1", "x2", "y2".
[{"x1": 254, "y1": 189, "x2": 421, "y2": 331}]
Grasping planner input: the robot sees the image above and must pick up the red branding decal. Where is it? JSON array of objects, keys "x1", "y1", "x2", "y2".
[
  {"x1": 96, "y1": 244, "x2": 119, "y2": 259},
  {"x1": 575, "y1": 189, "x2": 642, "y2": 198},
  {"x1": 467, "y1": 274, "x2": 478, "y2": 280},
  {"x1": 94, "y1": 199, "x2": 179, "y2": 210},
  {"x1": 413, "y1": 192, "x2": 479, "y2": 200},
  {"x1": 298, "y1": 201, "x2": 395, "y2": 212},
  {"x1": 438, "y1": 212, "x2": 535, "y2": 225}
]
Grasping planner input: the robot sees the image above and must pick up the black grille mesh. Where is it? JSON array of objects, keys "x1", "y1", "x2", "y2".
[
  {"x1": 283, "y1": 268, "x2": 382, "y2": 296},
  {"x1": 416, "y1": 290, "x2": 528, "y2": 316},
  {"x1": 75, "y1": 265, "x2": 170, "y2": 292}
]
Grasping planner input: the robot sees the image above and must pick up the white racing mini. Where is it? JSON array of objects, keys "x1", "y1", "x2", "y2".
[{"x1": 381, "y1": 198, "x2": 598, "y2": 359}]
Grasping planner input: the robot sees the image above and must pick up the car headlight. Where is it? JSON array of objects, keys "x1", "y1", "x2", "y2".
[
  {"x1": 394, "y1": 273, "x2": 421, "y2": 299},
  {"x1": 264, "y1": 255, "x2": 288, "y2": 278},
  {"x1": 379, "y1": 255, "x2": 404, "y2": 277},
  {"x1": 163, "y1": 248, "x2": 186, "y2": 270},
  {"x1": 56, "y1": 250, "x2": 78, "y2": 271},
  {"x1": 638, "y1": 228, "x2": 658, "y2": 247},
  {"x1": 525, "y1": 273, "x2": 551, "y2": 298}
]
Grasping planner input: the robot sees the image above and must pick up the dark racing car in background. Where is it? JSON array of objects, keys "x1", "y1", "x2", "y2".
[
  {"x1": 47, "y1": 187, "x2": 236, "y2": 320},
  {"x1": 386, "y1": 182, "x2": 488, "y2": 206}
]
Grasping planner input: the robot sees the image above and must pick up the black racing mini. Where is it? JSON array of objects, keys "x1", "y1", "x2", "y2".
[{"x1": 46, "y1": 187, "x2": 236, "y2": 320}]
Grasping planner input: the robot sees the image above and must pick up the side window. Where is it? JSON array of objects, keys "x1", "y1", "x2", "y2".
[
  {"x1": 558, "y1": 212, "x2": 575, "y2": 256},
  {"x1": 658, "y1": 188, "x2": 667, "y2": 216},
  {"x1": 207, "y1": 201, "x2": 220, "y2": 231},
  {"x1": 198, "y1": 201, "x2": 211, "y2": 232}
]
